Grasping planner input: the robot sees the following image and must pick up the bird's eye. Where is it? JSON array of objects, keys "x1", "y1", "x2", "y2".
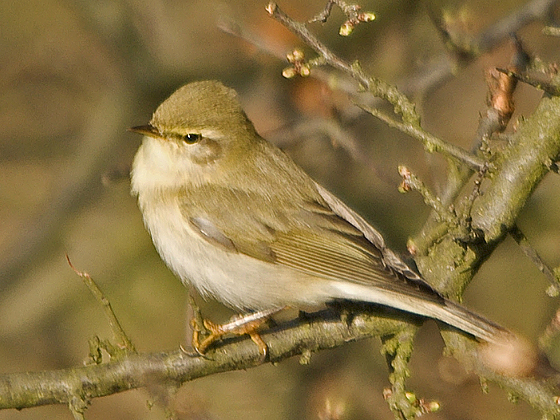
[{"x1": 182, "y1": 133, "x2": 201, "y2": 144}]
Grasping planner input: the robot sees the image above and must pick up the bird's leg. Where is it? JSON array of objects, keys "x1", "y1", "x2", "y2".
[{"x1": 191, "y1": 307, "x2": 285, "y2": 361}]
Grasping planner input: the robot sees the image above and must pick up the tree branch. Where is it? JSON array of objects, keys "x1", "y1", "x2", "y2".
[
  {"x1": 2, "y1": 311, "x2": 560, "y2": 416},
  {"x1": 0, "y1": 311, "x2": 412, "y2": 411},
  {"x1": 410, "y1": 94, "x2": 560, "y2": 302},
  {"x1": 470, "y1": 95, "x2": 560, "y2": 242},
  {"x1": 266, "y1": 1, "x2": 486, "y2": 172}
]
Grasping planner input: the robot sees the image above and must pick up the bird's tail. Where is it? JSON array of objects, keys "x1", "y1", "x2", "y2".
[
  {"x1": 437, "y1": 298, "x2": 509, "y2": 343},
  {"x1": 327, "y1": 281, "x2": 509, "y2": 343}
]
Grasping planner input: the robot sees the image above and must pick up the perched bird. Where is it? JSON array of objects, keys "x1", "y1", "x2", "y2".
[{"x1": 130, "y1": 80, "x2": 508, "y2": 354}]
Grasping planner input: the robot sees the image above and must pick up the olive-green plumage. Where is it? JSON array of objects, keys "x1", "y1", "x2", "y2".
[{"x1": 131, "y1": 80, "x2": 507, "y2": 343}]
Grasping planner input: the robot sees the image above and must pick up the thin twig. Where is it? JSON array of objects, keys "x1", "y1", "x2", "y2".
[
  {"x1": 381, "y1": 326, "x2": 426, "y2": 418},
  {"x1": 266, "y1": 2, "x2": 486, "y2": 171},
  {"x1": 221, "y1": 0, "x2": 557, "y2": 105},
  {"x1": 267, "y1": 117, "x2": 365, "y2": 162},
  {"x1": 266, "y1": 2, "x2": 368, "y2": 84},
  {"x1": 509, "y1": 225, "x2": 560, "y2": 296},
  {"x1": 266, "y1": 2, "x2": 419, "y2": 125},
  {"x1": 308, "y1": 0, "x2": 376, "y2": 36},
  {"x1": 398, "y1": 166, "x2": 457, "y2": 226},
  {"x1": 414, "y1": 40, "x2": 529, "y2": 253},
  {"x1": 357, "y1": 103, "x2": 485, "y2": 170},
  {"x1": 497, "y1": 67, "x2": 560, "y2": 96},
  {"x1": 308, "y1": 0, "x2": 338, "y2": 23},
  {"x1": 394, "y1": 0, "x2": 558, "y2": 97},
  {"x1": 66, "y1": 255, "x2": 136, "y2": 354}
]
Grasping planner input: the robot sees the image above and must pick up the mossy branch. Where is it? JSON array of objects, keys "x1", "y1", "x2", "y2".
[
  {"x1": 0, "y1": 312, "x2": 425, "y2": 411},
  {"x1": 2, "y1": 312, "x2": 559, "y2": 416},
  {"x1": 470, "y1": 95, "x2": 560, "y2": 241},
  {"x1": 412, "y1": 95, "x2": 560, "y2": 298}
]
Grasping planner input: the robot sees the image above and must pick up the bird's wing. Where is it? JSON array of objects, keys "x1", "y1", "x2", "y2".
[{"x1": 179, "y1": 184, "x2": 442, "y2": 302}]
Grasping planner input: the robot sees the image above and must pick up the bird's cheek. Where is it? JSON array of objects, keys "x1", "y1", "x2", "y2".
[{"x1": 190, "y1": 138, "x2": 223, "y2": 165}]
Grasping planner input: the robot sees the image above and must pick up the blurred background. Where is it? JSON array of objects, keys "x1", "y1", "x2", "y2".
[{"x1": 1, "y1": 0, "x2": 560, "y2": 419}]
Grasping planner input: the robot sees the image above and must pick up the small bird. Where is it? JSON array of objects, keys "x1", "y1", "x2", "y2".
[{"x1": 130, "y1": 80, "x2": 507, "y2": 354}]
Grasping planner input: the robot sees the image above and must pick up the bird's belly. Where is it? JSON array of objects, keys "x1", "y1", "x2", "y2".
[{"x1": 140, "y1": 200, "x2": 330, "y2": 311}]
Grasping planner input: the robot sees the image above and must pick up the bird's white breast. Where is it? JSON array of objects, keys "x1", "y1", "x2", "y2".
[{"x1": 131, "y1": 138, "x2": 332, "y2": 310}]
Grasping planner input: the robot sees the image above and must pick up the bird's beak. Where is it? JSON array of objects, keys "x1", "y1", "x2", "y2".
[{"x1": 128, "y1": 124, "x2": 163, "y2": 139}]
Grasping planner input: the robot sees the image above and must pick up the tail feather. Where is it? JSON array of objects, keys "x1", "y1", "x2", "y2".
[
  {"x1": 328, "y1": 281, "x2": 509, "y2": 343},
  {"x1": 438, "y1": 299, "x2": 509, "y2": 343}
]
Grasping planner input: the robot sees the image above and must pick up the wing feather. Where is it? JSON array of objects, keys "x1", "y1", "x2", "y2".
[{"x1": 180, "y1": 184, "x2": 442, "y2": 303}]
